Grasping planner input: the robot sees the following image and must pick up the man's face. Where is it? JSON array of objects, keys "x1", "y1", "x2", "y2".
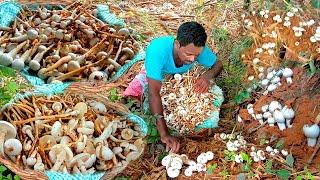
[{"x1": 176, "y1": 42, "x2": 203, "y2": 65}]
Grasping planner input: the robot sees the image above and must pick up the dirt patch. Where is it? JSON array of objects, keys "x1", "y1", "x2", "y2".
[{"x1": 240, "y1": 67, "x2": 320, "y2": 169}]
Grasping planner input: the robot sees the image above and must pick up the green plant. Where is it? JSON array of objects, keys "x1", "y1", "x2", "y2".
[
  {"x1": 240, "y1": 152, "x2": 252, "y2": 172},
  {"x1": 115, "y1": 177, "x2": 131, "y2": 180},
  {"x1": 223, "y1": 150, "x2": 236, "y2": 161},
  {"x1": 265, "y1": 159, "x2": 291, "y2": 179},
  {"x1": 207, "y1": 163, "x2": 218, "y2": 175},
  {"x1": 275, "y1": 139, "x2": 285, "y2": 150},
  {"x1": 0, "y1": 164, "x2": 20, "y2": 180},
  {"x1": 108, "y1": 88, "x2": 120, "y2": 102},
  {"x1": 0, "y1": 66, "x2": 26, "y2": 107},
  {"x1": 219, "y1": 168, "x2": 230, "y2": 179},
  {"x1": 141, "y1": 111, "x2": 161, "y2": 144}
]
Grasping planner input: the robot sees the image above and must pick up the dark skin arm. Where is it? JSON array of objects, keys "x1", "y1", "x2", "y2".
[
  {"x1": 194, "y1": 60, "x2": 223, "y2": 93},
  {"x1": 148, "y1": 78, "x2": 180, "y2": 152}
]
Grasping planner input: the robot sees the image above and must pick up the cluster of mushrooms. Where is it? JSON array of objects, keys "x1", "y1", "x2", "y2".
[
  {"x1": 218, "y1": 133, "x2": 289, "y2": 164},
  {"x1": 160, "y1": 68, "x2": 216, "y2": 133},
  {"x1": 241, "y1": 6, "x2": 319, "y2": 83},
  {"x1": 0, "y1": 94, "x2": 145, "y2": 174},
  {"x1": 247, "y1": 67, "x2": 293, "y2": 94},
  {"x1": 161, "y1": 151, "x2": 214, "y2": 178},
  {"x1": 246, "y1": 100, "x2": 295, "y2": 130},
  {"x1": 0, "y1": 3, "x2": 139, "y2": 83}
]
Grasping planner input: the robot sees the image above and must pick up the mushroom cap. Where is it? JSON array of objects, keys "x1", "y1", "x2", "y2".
[
  {"x1": 4, "y1": 138, "x2": 22, "y2": 156},
  {"x1": 49, "y1": 144, "x2": 74, "y2": 163},
  {"x1": 273, "y1": 110, "x2": 285, "y2": 123},
  {"x1": 121, "y1": 128, "x2": 134, "y2": 140},
  {"x1": 282, "y1": 68, "x2": 293, "y2": 77},
  {"x1": 0, "y1": 121, "x2": 17, "y2": 139},
  {"x1": 161, "y1": 155, "x2": 173, "y2": 167},
  {"x1": 37, "y1": 68, "x2": 47, "y2": 79},
  {"x1": 11, "y1": 58, "x2": 25, "y2": 71},
  {"x1": 167, "y1": 166, "x2": 180, "y2": 178},
  {"x1": 118, "y1": 28, "x2": 130, "y2": 37},
  {"x1": 52, "y1": 102, "x2": 63, "y2": 112},
  {"x1": 134, "y1": 138, "x2": 145, "y2": 151},
  {"x1": 68, "y1": 153, "x2": 90, "y2": 167},
  {"x1": 0, "y1": 53, "x2": 14, "y2": 66},
  {"x1": 67, "y1": 60, "x2": 80, "y2": 72},
  {"x1": 74, "y1": 102, "x2": 88, "y2": 118},
  {"x1": 88, "y1": 71, "x2": 106, "y2": 81},
  {"x1": 205, "y1": 151, "x2": 214, "y2": 160},
  {"x1": 121, "y1": 47, "x2": 134, "y2": 58},
  {"x1": 39, "y1": 135, "x2": 57, "y2": 149},
  {"x1": 51, "y1": 121, "x2": 62, "y2": 137},
  {"x1": 303, "y1": 124, "x2": 320, "y2": 138},
  {"x1": 126, "y1": 151, "x2": 140, "y2": 162},
  {"x1": 29, "y1": 60, "x2": 41, "y2": 71}
]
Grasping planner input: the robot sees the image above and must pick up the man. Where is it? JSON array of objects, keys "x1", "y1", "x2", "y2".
[{"x1": 124, "y1": 21, "x2": 222, "y2": 152}]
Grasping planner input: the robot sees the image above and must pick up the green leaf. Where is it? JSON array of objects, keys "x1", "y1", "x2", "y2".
[
  {"x1": 0, "y1": 66, "x2": 16, "y2": 77},
  {"x1": 207, "y1": 163, "x2": 217, "y2": 175},
  {"x1": 13, "y1": 175, "x2": 21, "y2": 180},
  {"x1": 7, "y1": 174, "x2": 13, "y2": 180},
  {"x1": 0, "y1": 165, "x2": 7, "y2": 172},
  {"x1": 234, "y1": 90, "x2": 250, "y2": 104},
  {"x1": 237, "y1": 173, "x2": 246, "y2": 180},
  {"x1": 240, "y1": 152, "x2": 250, "y2": 162},
  {"x1": 265, "y1": 160, "x2": 275, "y2": 174},
  {"x1": 276, "y1": 169, "x2": 290, "y2": 180},
  {"x1": 296, "y1": 175, "x2": 302, "y2": 180},
  {"x1": 275, "y1": 139, "x2": 285, "y2": 149},
  {"x1": 286, "y1": 154, "x2": 294, "y2": 168}
]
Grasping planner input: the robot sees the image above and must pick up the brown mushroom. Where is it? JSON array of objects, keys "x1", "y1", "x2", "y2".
[{"x1": 118, "y1": 47, "x2": 134, "y2": 65}]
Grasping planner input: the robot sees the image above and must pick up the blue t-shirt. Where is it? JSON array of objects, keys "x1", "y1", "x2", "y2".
[{"x1": 145, "y1": 36, "x2": 217, "y2": 81}]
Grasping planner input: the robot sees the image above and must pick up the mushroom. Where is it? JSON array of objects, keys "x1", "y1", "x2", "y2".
[
  {"x1": 282, "y1": 106, "x2": 295, "y2": 128},
  {"x1": 88, "y1": 71, "x2": 107, "y2": 81},
  {"x1": 51, "y1": 121, "x2": 62, "y2": 138},
  {"x1": 96, "y1": 143, "x2": 114, "y2": 161},
  {"x1": 4, "y1": 138, "x2": 22, "y2": 156},
  {"x1": 0, "y1": 121, "x2": 17, "y2": 156},
  {"x1": 161, "y1": 154, "x2": 173, "y2": 168},
  {"x1": 22, "y1": 125, "x2": 34, "y2": 141},
  {"x1": 49, "y1": 144, "x2": 74, "y2": 170},
  {"x1": 39, "y1": 135, "x2": 56, "y2": 149},
  {"x1": 117, "y1": 28, "x2": 130, "y2": 37},
  {"x1": 89, "y1": 101, "x2": 107, "y2": 114},
  {"x1": 29, "y1": 44, "x2": 54, "y2": 71},
  {"x1": 0, "y1": 41, "x2": 28, "y2": 66},
  {"x1": 273, "y1": 110, "x2": 286, "y2": 130},
  {"x1": 282, "y1": 68, "x2": 293, "y2": 84},
  {"x1": 112, "y1": 147, "x2": 126, "y2": 159},
  {"x1": 74, "y1": 102, "x2": 88, "y2": 118},
  {"x1": 52, "y1": 102, "x2": 63, "y2": 112},
  {"x1": 121, "y1": 128, "x2": 134, "y2": 140},
  {"x1": 34, "y1": 153, "x2": 45, "y2": 171},
  {"x1": 303, "y1": 124, "x2": 320, "y2": 147},
  {"x1": 118, "y1": 47, "x2": 134, "y2": 65}
]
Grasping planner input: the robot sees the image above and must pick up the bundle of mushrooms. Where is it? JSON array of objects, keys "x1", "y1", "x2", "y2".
[
  {"x1": 160, "y1": 67, "x2": 216, "y2": 134},
  {"x1": 0, "y1": 3, "x2": 139, "y2": 83},
  {"x1": 0, "y1": 94, "x2": 145, "y2": 174}
]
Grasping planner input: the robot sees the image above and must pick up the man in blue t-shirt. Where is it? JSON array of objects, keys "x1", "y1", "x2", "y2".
[{"x1": 125, "y1": 22, "x2": 222, "y2": 152}]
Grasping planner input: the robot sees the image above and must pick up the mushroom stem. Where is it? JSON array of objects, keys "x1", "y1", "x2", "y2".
[{"x1": 0, "y1": 131, "x2": 6, "y2": 156}]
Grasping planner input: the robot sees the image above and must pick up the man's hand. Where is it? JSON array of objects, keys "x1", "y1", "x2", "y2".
[
  {"x1": 193, "y1": 75, "x2": 210, "y2": 93},
  {"x1": 161, "y1": 134, "x2": 180, "y2": 153}
]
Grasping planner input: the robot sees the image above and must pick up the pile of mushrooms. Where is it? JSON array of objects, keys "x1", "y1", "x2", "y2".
[
  {"x1": 0, "y1": 94, "x2": 145, "y2": 174},
  {"x1": 0, "y1": 3, "x2": 139, "y2": 83},
  {"x1": 160, "y1": 67, "x2": 216, "y2": 134},
  {"x1": 161, "y1": 151, "x2": 214, "y2": 178},
  {"x1": 246, "y1": 100, "x2": 295, "y2": 130}
]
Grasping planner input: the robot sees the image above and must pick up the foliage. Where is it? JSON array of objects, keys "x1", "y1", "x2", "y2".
[
  {"x1": 223, "y1": 150, "x2": 236, "y2": 161},
  {"x1": 265, "y1": 160, "x2": 291, "y2": 179},
  {"x1": 275, "y1": 139, "x2": 285, "y2": 149},
  {"x1": 108, "y1": 88, "x2": 120, "y2": 102},
  {"x1": 0, "y1": 164, "x2": 20, "y2": 180},
  {"x1": 0, "y1": 66, "x2": 26, "y2": 107},
  {"x1": 285, "y1": 154, "x2": 294, "y2": 168},
  {"x1": 240, "y1": 152, "x2": 252, "y2": 172},
  {"x1": 207, "y1": 163, "x2": 218, "y2": 175}
]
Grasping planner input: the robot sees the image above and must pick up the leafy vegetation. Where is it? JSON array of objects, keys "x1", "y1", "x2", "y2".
[{"x1": 0, "y1": 164, "x2": 20, "y2": 180}]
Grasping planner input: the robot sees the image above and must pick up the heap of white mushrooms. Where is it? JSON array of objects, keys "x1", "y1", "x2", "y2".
[
  {"x1": 160, "y1": 67, "x2": 216, "y2": 134},
  {"x1": 0, "y1": 95, "x2": 145, "y2": 174},
  {"x1": 161, "y1": 151, "x2": 214, "y2": 178},
  {"x1": 246, "y1": 100, "x2": 295, "y2": 130}
]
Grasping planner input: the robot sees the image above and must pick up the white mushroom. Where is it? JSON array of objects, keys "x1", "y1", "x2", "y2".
[
  {"x1": 0, "y1": 121, "x2": 17, "y2": 156},
  {"x1": 4, "y1": 138, "x2": 22, "y2": 156},
  {"x1": 52, "y1": 102, "x2": 63, "y2": 112},
  {"x1": 22, "y1": 125, "x2": 34, "y2": 141},
  {"x1": 121, "y1": 128, "x2": 134, "y2": 140},
  {"x1": 167, "y1": 166, "x2": 180, "y2": 178}
]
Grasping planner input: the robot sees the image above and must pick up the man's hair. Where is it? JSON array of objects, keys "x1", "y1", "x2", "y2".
[{"x1": 176, "y1": 21, "x2": 207, "y2": 47}]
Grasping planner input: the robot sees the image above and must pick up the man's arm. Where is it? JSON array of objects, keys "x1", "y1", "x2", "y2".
[
  {"x1": 202, "y1": 60, "x2": 223, "y2": 80},
  {"x1": 148, "y1": 78, "x2": 180, "y2": 152},
  {"x1": 148, "y1": 78, "x2": 169, "y2": 137}
]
